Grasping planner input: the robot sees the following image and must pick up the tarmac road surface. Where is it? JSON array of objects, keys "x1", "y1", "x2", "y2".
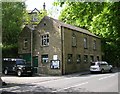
[{"x1": 1, "y1": 71, "x2": 119, "y2": 93}]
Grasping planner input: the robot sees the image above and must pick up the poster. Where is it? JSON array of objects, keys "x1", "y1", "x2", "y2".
[
  {"x1": 53, "y1": 55, "x2": 58, "y2": 60},
  {"x1": 50, "y1": 60, "x2": 60, "y2": 69}
]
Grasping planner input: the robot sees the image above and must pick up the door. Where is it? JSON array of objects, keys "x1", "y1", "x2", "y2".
[{"x1": 33, "y1": 56, "x2": 38, "y2": 73}]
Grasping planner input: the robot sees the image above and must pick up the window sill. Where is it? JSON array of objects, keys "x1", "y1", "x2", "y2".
[
  {"x1": 72, "y1": 46, "x2": 77, "y2": 47},
  {"x1": 22, "y1": 47, "x2": 28, "y2": 50},
  {"x1": 41, "y1": 45, "x2": 49, "y2": 47},
  {"x1": 42, "y1": 62, "x2": 49, "y2": 65},
  {"x1": 93, "y1": 49, "x2": 97, "y2": 51}
]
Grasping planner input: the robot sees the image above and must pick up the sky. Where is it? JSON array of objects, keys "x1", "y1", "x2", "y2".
[{"x1": 25, "y1": 0, "x2": 62, "y2": 19}]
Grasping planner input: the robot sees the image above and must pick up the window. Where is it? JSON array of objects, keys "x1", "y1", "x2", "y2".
[
  {"x1": 97, "y1": 56, "x2": 99, "y2": 61},
  {"x1": 67, "y1": 54, "x2": 73, "y2": 63},
  {"x1": 91, "y1": 62, "x2": 95, "y2": 66},
  {"x1": 41, "y1": 55, "x2": 48, "y2": 63},
  {"x1": 44, "y1": 23, "x2": 46, "y2": 26},
  {"x1": 90, "y1": 56, "x2": 94, "y2": 62},
  {"x1": 41, "y1": 34, "x2": 49, "y2": 46},
  {"x1": 76, "y1": 54, "x2": 81, "y2": 63},
  {"x1": 100, "y1": 62, "x2": 108, "y2": 66},
  {"x1": 23, "y1": 39, "x2": 28, "y2": 49},
  {"x1": 84, "y1": 55, "x2": 88, "y2": 63},
  {"x1": 84, "y1": 37, "x2": 87, "y2": 49},
  {"x1": 93, "y1": 40, "x2": 96, "y2": 50},
  {"x1": 31, "y1": 13, "x2": 38, "y2": 22},
  {"x1": 16, "y1": 60, "x2": 26, "y2": 65},
  {"x1": 72, "y1": 33, "x2": 76, "y2": 47}
]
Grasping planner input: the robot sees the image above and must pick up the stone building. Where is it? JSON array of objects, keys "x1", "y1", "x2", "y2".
[{"x1": 18, "y1": 16, "x2": 101, "y2": 75}]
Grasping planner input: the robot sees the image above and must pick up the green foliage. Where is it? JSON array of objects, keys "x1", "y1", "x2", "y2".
[
  {"x1": 2, "y1": 2, "x2": 26, "y2": 57},
  {"x1": 2, "y1": 44, "x2": 18, "y2": 58},
  {"x1": 2, "y1": 2, "x2": 26, "y2": 45},
  {"x1": 2, "y1": 2, "x2": 48, "y2": 58},
  {"x1": 59, "y1": 2, "x2": 104, "y2": 29},
  {"x1": 23, "y1": 9, "x2": 47, "y2": 25},
  {"x1": 58, "y1": 2, "x2": 120, "y2": 66}
]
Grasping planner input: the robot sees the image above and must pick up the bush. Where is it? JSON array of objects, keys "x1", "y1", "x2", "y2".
[{"x1": 2, "y1": 45, "x2": 18, "y2": 58}]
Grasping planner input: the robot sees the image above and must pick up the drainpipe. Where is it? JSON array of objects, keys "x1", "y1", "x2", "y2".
[
  {"x1": 61, "y1": 26, "x2": 65, "y2": 75},
  {"x1": 30, "y1": 27, "x2": 34, "y2": 67}
]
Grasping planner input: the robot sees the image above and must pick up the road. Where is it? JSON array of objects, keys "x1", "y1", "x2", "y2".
[{"x1": 1, "y1": 71, "x2": 119, "y2": 93}]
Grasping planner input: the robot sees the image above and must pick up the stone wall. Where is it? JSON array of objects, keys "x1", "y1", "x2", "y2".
[
  {"x1": 35, "y1": 17, "x2": 62, "y2": 75},
  {"x1": 18, "y1": 26, "x2": 31, "y2": 55},
  {"x1": 63, "y1": 27, "x2": 101, "y2": 74},
  {"x1": 18, "y1": 16, "x2": 102, "y2": 75}
]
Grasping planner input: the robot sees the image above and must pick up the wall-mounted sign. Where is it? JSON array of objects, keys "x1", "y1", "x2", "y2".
[
  {"x1": 50, "y1": 60, "x2": 60, "y2": 69},
  {"x1": 53, "y1": 55, "x2": 58, "y2": 60}
]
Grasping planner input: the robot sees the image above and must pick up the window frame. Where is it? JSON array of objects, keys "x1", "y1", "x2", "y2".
[
  {"x1": 97, "y1": 56, "x2": 99, "y2": 61},
  {"x1": 41, "y1": 54, "x2": 49, "y2": 63},
  {"x1": 31, "y1": 13, "x2": 38, "y2": 22},
  {"x1": 84, "y1": 37, "x2": 87, "y2": 49},
  {"x1": 90, "y1": 55, "x2": 94, "y2": 62},
  {"x1": 41, "y1": 34, "x2": 49, "y2": 46},
  {"x1": 76, "y1": 54, "x2": 81, "y2": 63},
  {"x1": 23, "y1": 39, "x2": 28, "y2": 49},
  {"x1": 72, "y1": 33, "x2": 77, "y2": 47},
  {"x1": 93, "y1": 40, "x2": 97, "y2": 50},
  {"x1": 67, "y1": 54, "x2": 73, "y2": 63},
  {"x1": 84, "y1": 55, "x2": 88, "y2": 63}
]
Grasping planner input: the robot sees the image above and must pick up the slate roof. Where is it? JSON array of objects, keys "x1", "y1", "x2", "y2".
[{"x1": 44, "y1": 16, "x2": 99, "y2": 38}]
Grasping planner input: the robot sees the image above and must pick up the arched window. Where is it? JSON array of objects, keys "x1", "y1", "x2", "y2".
[
  {"x1": 84, "y1": 37, "x2": 87, "y2": 49},
  {"x1": 23, "y1": 39, "x2": 28, "y2": 49},
  {"x1": 93, "y1": 40, "x2": 96, "y2": 50},
  {"x1": 72, "y1": 33, "x2": 77, "y2": 47},
  {"x1": 41, "y1": 34, "x2": 49, "y2": 46}
]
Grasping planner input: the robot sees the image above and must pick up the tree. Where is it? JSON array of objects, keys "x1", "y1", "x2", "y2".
[
  {"x1": 2, "y1": 2, "x2": 26, "y2": 46},
  {"x1": 23, "y1": 9, "x2": 47, "y2": 25},
  {"x1": 57, "y1": 2, "x2": 120, "y2": 66},
  {"x1": 2, "y1": 2, "x2": 26, "y2": 57},
  {"x1": 2, "y1": 2, "x2": 48, "y2": 57}
]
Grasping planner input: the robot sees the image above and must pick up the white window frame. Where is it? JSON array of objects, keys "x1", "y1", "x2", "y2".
[
  {"x1": 41, "y1": 34, "x2": 49, "y2": 46},
  {"x1": 41, "y1": 54, "x2": 48, "y2": 63}
]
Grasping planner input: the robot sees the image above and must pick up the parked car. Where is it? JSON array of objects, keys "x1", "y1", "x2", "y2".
[
  {"x1": 2, "y1": 58, "x2": 33, "y2": 76},
  {"x1": 90, "y1": 61, "x2": 113, "y2": 73}
]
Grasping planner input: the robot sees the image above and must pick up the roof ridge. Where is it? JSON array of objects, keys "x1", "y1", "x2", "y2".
[{"x1": 44, "y1": 16, "x2": 99, "y2": 38}]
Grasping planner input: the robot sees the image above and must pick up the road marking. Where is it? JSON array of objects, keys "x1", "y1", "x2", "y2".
[
  {"x1": 98, "y1": 74, "x2": 116, "y2": 80},
  {"x1": 52, "y1": 82, "x2": 88, "y2": 92}
]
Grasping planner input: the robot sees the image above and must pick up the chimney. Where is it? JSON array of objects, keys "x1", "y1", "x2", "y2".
[{"x1": 43, "y1": 2, "x2": 46, "y2": 10}]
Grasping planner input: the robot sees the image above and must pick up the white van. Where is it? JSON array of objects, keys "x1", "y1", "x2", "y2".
[{"x1": 90, "y1": 61, "x2": 113, "y2": 73}]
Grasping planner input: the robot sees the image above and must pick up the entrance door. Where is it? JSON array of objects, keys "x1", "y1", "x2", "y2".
[{"x1": 33, "y1": 56, "x2": 38, "y2": 73}]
